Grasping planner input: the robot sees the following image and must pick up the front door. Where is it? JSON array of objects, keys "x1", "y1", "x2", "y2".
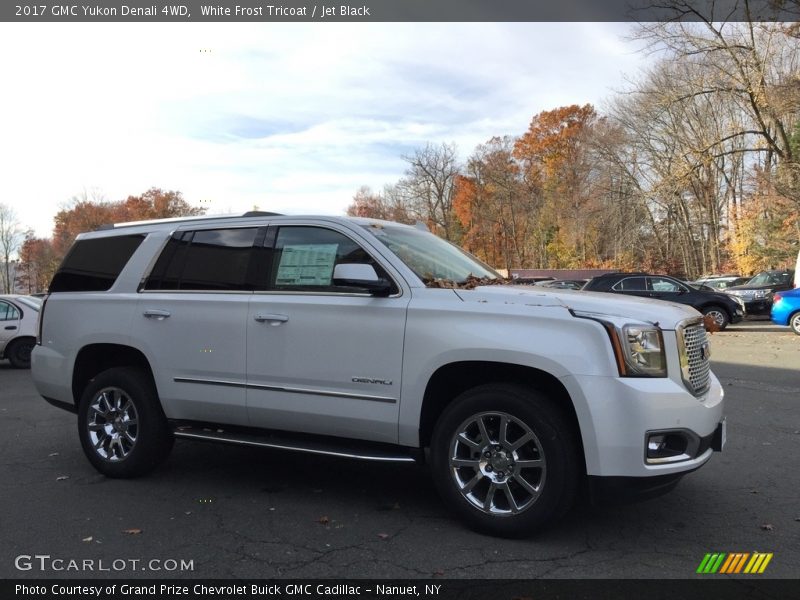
[{"x1": 246, "y1": 225, "x2": 409, "y2": 444}]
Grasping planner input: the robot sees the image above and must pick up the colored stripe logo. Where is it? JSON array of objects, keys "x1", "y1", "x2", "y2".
[{"x1": 697, "y1": 552, "x2": 773, "y2": 574}]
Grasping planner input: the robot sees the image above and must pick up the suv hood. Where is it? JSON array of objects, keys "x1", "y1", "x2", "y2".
[{"x1": 454, "y1": 285, "x2": 699, "y2": 330}]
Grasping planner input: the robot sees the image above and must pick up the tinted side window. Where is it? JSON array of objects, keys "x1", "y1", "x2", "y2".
[
  {"x1": 0, "y1": 301, "x2": 20, "y2": 321},
  {"x1": 612, "y1": 277, "x2": 647, "y2": 292},
  {"x1": 49, "y1": 235, "x2": 145, "y2": 292},
  {"x1": 145, "y1": 228, "x2": 259, "y2": 291},
  {"x1": 268, "y1": 226, "x2": 395, "y2": 293}
]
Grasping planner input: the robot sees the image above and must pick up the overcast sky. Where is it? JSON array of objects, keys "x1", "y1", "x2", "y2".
[{"x1": 0, "y1": 22, "x2": 650, "y2": 239}]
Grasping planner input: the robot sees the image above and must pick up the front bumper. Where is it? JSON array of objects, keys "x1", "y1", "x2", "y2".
[
  {"x1": 588, "y1": 419, "x2": 725, "y2": 504},
  {"x1": 560, "y1": 370, "x2": 724, "y2": 478},
  {"x1": 741, "y1": 299, "x2": 772, "y2": 315}
]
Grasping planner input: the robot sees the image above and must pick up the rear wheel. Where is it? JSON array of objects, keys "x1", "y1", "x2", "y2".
[
  {"x1": 702, "y1": 305, "x2": 729, "y2": 331},
  {"x1": 6, "y1": 338, "x2": 35, "y2": 369},
  {"x1": 790, "y1": 312, "x2": 800, "y2": 336},
  {"x1": 78, "y1": 367, "x2": 173, "y2": 478},
  {"x1": 430, "y1": 383, "x2": 580, "y2": 538}
]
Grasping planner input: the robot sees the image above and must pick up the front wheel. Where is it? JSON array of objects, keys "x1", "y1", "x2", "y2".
[
  {"x1": 790, "y1": 312, "x2": 800, "y2": 336},
  {"x1": 702, "y1": 305, "x2": 730, "y2": 331},
  {"x1": 78, "y1": 367, "x2": 173, "y2": 478},
  {"x1": 430, "y1": 383, "x2": 580, "y2": 538}
]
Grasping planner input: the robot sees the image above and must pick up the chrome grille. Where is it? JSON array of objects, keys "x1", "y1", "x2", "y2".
[{"x1": 678, "y1": 320, "x2": 711, "y2": 396}]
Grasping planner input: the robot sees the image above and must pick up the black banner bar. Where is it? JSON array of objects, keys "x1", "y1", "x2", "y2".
[
  {"x1": 3, "y1": 0, "x2": 800, "y2": 23},
  {"x1": 4, "y1": 579, "x2": 799, "y2": 600}
]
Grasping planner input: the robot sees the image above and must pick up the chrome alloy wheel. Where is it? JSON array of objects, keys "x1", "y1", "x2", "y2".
[
  {"x1": 705, "y1": 309, "x2": 726, "y2": 328},
  {"x1": 448, "y1": 411, "x2": 546, "y2": 515},
  {"x1": 86, "y1": 387, "x2": 139, "y2": 461}
]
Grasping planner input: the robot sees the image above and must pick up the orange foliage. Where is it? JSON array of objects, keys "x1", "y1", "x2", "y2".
[{"x1": 52, "y1": 188, "x2": 204, "y2": 254}]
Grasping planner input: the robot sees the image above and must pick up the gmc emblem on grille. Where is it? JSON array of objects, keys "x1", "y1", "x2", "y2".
[{"x1": 700, "y1": 341, "x2": 710, "y2": 360}]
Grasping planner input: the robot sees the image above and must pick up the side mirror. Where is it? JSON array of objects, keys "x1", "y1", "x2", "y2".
[{"x1": 332, "y1": 264, "x2": 393, "y2": 296}]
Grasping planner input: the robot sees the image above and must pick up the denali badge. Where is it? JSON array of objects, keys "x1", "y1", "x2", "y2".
[{"x1": 352, "y1": 377, "x2": 393, "y2": 386}]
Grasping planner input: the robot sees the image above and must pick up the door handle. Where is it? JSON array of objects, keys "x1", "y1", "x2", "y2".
[
  {"x1": 143, "y1": 309, "x2": 171, "y2": 320},
  {"x1": 4, "y1": 325, "x2": 17, "y2": 330},
  {"x1": 254, "y1": 313, "x2": 289, "y2": 325}
]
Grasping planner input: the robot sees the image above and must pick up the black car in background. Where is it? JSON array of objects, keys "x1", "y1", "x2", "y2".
[
  {"x1": 724, "y1": 270, "x2": 795, "y2": 315},
  {"x1": 582, "y1": 272, "x2": 745, "y2": 330}
]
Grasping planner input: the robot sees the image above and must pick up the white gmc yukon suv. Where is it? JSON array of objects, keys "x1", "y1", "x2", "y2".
[{"x1": 32, "y1": 213, "x2": 725, "y2": 537}]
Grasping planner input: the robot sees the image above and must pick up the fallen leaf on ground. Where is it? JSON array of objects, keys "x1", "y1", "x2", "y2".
[
  {"x1": 82, "y1": 536, "x2": 93, "y2": 542},
  {"x1": 49, "y1": 452, "x2": 59, "y2": 457},
  {"x1": 122, "y1": 528, "x2": 142, "y2": 535},
  {"x1": 317, "y1": 516, "x2": 330, "y2": 525},
  {"x1": 761, "y1": 523, "x2": 774, "y2": 531},
  {"x1": 56, "y1": 475, "x2": 69, "y2": 481},
  {"x1": 377, "y1": 533, "x2": 389, "y2": 540}
]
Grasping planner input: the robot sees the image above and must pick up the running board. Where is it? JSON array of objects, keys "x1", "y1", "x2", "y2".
[{"x1": 170, "y1": 422, "x2": 419, "y2": 463}]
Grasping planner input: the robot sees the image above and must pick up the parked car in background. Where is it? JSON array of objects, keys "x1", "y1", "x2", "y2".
[
  {"x1": 0, "y1": 295, "x2": 42, "y2": 368},
  {"x1": 534, "y1": 279, "x2": 588, "y2": 290},
  {"x1": 692, "y1": 276, "x2": 750, "y2": 291},
  {"x1": 770, "y1": 288, "x2": 800, "y2": 335},
  {"x1": 582, "y1": 272, "x2": 745, "y2": 330},
  {"x1": 725, "y1": 270, "x2": 795, "y2": 316}
]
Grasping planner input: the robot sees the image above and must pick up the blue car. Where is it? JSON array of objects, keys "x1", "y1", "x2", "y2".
[{"x1": 771, "y1": 287, "x2": 800, "y2": 335}]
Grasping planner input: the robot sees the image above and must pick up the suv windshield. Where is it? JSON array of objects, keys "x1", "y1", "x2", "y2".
[
  {"x1": 747, "y1": 271, "x2": 791, "y2": 286},
  {"x1": 363, "y1": 223, "x2": 500, "y2": 286}
]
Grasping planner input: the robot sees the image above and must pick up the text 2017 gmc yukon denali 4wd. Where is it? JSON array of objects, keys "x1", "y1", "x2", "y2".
[{"x1": 32, "y1": 213, "x2": 725, "y2": 537}]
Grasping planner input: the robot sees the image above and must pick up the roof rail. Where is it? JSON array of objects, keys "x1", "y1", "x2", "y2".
[{"x1": 96, "y1": 211, "x2": 285, "y2": 231}]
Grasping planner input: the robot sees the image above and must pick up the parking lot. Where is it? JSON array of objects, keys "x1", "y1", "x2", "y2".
[{"x1": 1, "y1": 320, "x2": 798, "y2": 579}]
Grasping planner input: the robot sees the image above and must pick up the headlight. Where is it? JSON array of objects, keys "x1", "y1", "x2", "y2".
[
  {"x1": 571, "y1": 311, "x2": 667, "y2": 378},
  {"x1": 621, "y1": 325, "x2": 667, "y2": 376}
]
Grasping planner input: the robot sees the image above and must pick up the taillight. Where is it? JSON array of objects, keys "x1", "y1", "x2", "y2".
[{"x1": 36, "y1": 295, "x2": 48, "y2": 345}]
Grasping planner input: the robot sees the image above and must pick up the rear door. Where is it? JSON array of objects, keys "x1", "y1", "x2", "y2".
[
  {"x1": 245, "y1": 223, "x2": 409, "y2": 444},
  {"x1": 611, "y1": 276, "x2": 651, "y2": 299},
  {"x1": 648, "y1": 276, "x2": 687, "y2": 301},
  {"x1": 0, "y1": 300, "x2": 22, "y2": 353},
  {"x1": 137, "y1": 226, "x2": 265, "y2": 426}
]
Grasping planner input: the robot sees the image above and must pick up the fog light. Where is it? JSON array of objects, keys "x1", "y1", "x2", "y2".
[
  {"x1": 648, "y1": 435, "x2": 667, "y2": 453},
  {"x1": 646, "y1": 432, "x2": 691, "y2": 463}
]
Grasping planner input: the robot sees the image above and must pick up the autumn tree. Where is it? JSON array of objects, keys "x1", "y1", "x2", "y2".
[
  {"x1": 53, "y1": 188, "x2": 204, "y2": 255},
  {"x1": 396, "y1": 143, "x2": 461, "y2": 240},
  {"x1": 0, "y1": 203, "x2": 23, "y2": 293},
  {"x1": 513, "y1": 105, "x2": 600, "y2": 268},
  {"x1": 16, "y1": 233, "x2": 58, "y2": 294},
  {"x1": 346, "y1": 186, "x2": 413, "y2": 224},
  {"x1": 457, "y1": 137, "x2": 529, "y2": 270}
]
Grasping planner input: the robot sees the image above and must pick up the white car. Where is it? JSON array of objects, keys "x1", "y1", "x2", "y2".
[
  {"x1": 0, "y1": 295, "x2": 41, "y2": 368},
  {"x1": 32, "y1": 213, "x2": 725, "y2": 537}
]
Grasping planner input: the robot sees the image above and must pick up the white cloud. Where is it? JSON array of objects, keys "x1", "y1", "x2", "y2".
[{"x1": 0, "y1": 22, "x2": 650, "y2": 238}]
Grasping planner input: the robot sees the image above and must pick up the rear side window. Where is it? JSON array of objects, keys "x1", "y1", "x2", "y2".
[
  {"x1": 144, "y1": 228, "x2": 261, "y2": 291},
  {"x1": 612, "y1": 277, "x2": 648, "y2": 292},
  {"x1": 49, "y1": 235, "x2": 145, "y2": 292},
  {"x1": 0, "y1": 301, "x2": 20, "y2": 321}
]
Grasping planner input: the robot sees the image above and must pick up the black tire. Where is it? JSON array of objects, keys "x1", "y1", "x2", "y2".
[
  {"x1": 6, "y1": 337, "x2": 35, "y2": 369},
  {"x1": 430, "y1": 383, "x2": 580, "y2": 538},
  {"x1": 702, "y1": 305, "x2": 730, "y2": 330},
  {"x1": 790, "y1": 312, "x2": 800, "y2": 336},
  {"x1": 77, "y1": 367, "x2": 173, "y2": 478}
]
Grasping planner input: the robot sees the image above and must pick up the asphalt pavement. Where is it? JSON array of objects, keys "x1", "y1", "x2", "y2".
[{"x1": 1, "y1": 320, "x2": 797, "y2": 579}]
